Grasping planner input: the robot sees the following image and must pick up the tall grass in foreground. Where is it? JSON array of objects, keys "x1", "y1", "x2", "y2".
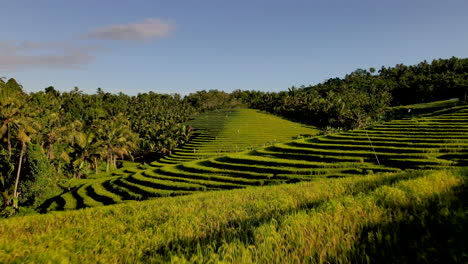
[{"x1": 0, "y1": 169, "x2": 466, "y2": 263}]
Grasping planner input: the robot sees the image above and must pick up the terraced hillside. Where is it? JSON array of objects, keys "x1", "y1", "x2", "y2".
[
  {"x1": 152, "y1": 108, "x2": 318, "y2": 166},
  {"x1": 40, "y1": 103, "x2": 468, "y2": 212}
]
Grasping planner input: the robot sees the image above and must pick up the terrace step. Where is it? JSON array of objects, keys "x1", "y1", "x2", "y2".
[
  {"x1": 157, "y1": 165, "x2": 258, "y2": 187},
  {"x1": 86, "y1": 184, "x2": 121, "y2": 205}
]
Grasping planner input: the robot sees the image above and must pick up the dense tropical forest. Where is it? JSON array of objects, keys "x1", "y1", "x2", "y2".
[
  {"x1": 1, "y1": 56, "x2": 467, "y2": 216},
  {"x1": 244, "y1": 56, "x2": 468, "y2": 129}
]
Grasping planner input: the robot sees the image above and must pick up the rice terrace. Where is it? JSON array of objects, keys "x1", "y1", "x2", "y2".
[
  {"x1": 2, "y1": 63, "x2": 468, "y2": 262},
  {"x1": 36, "y1": 103, "x2": 468, "y2": 212},
  {"x1": 1, "y1": 1, "x2": 468, "y2": 262}
]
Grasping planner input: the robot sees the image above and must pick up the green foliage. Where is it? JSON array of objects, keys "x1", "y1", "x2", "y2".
[
  {"x1": 0, "y1": 78, "x2": 39, "y2": 213},
  {"x1": 0, "y1": 149, "x2": 14, "y2": 204},
  {"x1": 241, "y1": 57, "x2": 468, "y2": 130},
  {"x1": 19, "y1": 144, "x2": 60, "y2": 207},
  {"x1": 380, "y1": 57, "x2": 468, "y2": 105},
  {"x1": 184, "y1": 89, "x2": 244, "y2": 111}
]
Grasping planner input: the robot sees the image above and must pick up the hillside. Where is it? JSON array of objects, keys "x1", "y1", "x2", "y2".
[
  {"x1": 40, "y1": 109, "x2": 318, "y2": 212},
  {"x1": 153, "y1": 108, "x2": 319, "y2": 165},
  {"x1": 40, "y1": 102, "x2": 468, "y2": 212}
]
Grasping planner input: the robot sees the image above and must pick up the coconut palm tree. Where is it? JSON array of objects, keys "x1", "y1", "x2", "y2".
[
  {"x1": 12, "y1": 123, "x2": 36, "y2": 199},
  {"x1": 59, "y1": 121, "x2": 103, "y2": 178},
  {"x1": 95, "y1": 115, "x2": 138, "y2": 172},
  {"x1": 0, "y1": 79, "x2": 39, "y2": 210}
]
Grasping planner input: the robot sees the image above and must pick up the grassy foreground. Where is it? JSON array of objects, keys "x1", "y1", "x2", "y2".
[{"x1": 1, "y1": 168, "x2": 466, "y2": 263}]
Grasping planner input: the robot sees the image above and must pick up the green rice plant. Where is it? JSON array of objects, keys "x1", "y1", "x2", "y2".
[
  {"x1": 157, "y1": 165, "x2": 257, "y2": 187},
  {"x1": 2, "y1": 169, "x2": 465, "y2": 263},
  {"x1": 158, "y1": 108, "x2": 319, "y2": 164},
  {"x1": 112, "y1": 178, "x2": 170, "y2": 199},
  {"x1": 141, "y1": 170, "x2": 241, "y2": 190},
  {"x1": 204, "y1": 157, "x2": 372, "y2": 179},
  {"x1": 0, "y1": 170, "x2": 418, "y2": 262},
  {"x1": 314, "y1": 136, "x2": 467, "y2": 149},
  {"x1": 77, "y1": 184, "x2": 104, "y2": 208},
  {"x1": 288, "y1": 139, "x2": 436, "y2": 154},
  {"x1": 127, "y1": 172, "x2": 207, "y2": 191},
  {"x1": 60, "y1": 190, "x2": 78, "y2": 210},
  {"x1": 60, "y1": 192, "x2": 77, "y2": 210},
  {"x1": 104, "y1": 178, "x2": 144, "y2": 200},
  {"x1": 180, "y1": 160, "x2": 275, "y2": 180},
  {"x1": 326, "y1": 133, "x2": 468, "y2": 143},
  {"x1": 86, "y1": 183, "x2": 122, "y2": 205},
  {"x1": 383, "y1": 158, "x2": 454, "y2": 168},
  {"x1": 252, "y1": 148, "x2": 367, "y2": 163},
  {"x1": 167, "y1": 170, "x2": 464, "y2": 263},
  {"x1": 40, "y1": 103, "x2": 468, "y2": 212},
  {"x1": 217, "y1": 153, "x2": 358, "y2": 169}
]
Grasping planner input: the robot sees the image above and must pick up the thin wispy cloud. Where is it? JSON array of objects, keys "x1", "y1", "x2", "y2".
[
  {"x1": 0, "y1": 40, "x2": 68, "y2": 52},
  {"x1": 0, "y1": 41, "x2": 100, "y2": 70},
  {"x1": 0, "y1": 53, "x2": 95, "y2": 70},
  {"x1": 1, "y1": 18, "x2": 174, "y2": 70},
  {"x1": 84, "y1": 18, "x2": 175, "y2": 42}
]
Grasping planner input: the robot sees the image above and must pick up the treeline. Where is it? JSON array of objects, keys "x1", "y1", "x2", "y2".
[
  {"x1": 240, "y1": 57, "x2": 468, "y2": 129},
  {"x1": 0, "y1": 80, "x2": 239, "y2": 213}
]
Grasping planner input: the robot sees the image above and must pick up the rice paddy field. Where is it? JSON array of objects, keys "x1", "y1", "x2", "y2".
[
  {"x1": 2, "y1": 101, "x2": 468, "y2": 263},
  {"x1": 38, "y1": 102, "x2": 468, "y2": 212},
  {"x1": 153, "y1": 108, "x2": 318, "y2": 165},
  {"x1": 39, "y1": 109, "x2": 319, "y2": 212}
]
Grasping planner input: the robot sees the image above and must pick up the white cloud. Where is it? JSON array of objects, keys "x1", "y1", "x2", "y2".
[
  {"x1": 1, "y1": 18, "x2": 174, "y2": 70},
  {"x1": 0, "y1": 53, "x2": 94, "y2": 70},
  {"x1": 0, "y1": 41, "x2": 99, "y2": 70},
  {"x1": 84, "y1": 18, "x2": 174, "y2": 41}
]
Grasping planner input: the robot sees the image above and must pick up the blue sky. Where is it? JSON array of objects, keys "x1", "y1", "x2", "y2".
[{"x1": 1, "y1": 0, "x2": 467, "y2": 95}]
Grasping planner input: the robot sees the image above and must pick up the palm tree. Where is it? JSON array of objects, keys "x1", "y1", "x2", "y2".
[
  {"x1": 60, "y1": 121, "x2": 102, "y2": 178},
  {"x1": 0, "y1": 79, "x2": 31, "y2": 157},
  {"x1": 0, "y1": 79, "x2": 39, "y2": 200},
  {"x1": 0, "y1": 96, "x2": 22, "y2": 158},
  {"x1": 12, "y1": 125, "x2": 35, "y2": 199},
  {"x1": 95, "y1": 115, "x2": 138, "y2": 172}
]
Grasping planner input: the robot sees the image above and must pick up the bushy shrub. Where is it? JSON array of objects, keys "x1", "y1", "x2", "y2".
[{"x1": 18, "y1": 144, "x2": 61, "y2": 207}]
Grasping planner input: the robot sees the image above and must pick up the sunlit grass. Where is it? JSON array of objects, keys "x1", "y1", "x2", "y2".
[{"x1": 1, "y1": 169, "x2": 466, "y2": 263}]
